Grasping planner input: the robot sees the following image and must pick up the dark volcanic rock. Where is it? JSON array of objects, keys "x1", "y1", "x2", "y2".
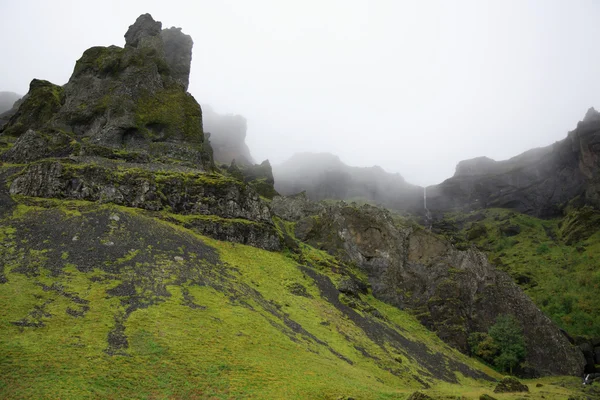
[
  {"x1": 493, "y1": 376, "x2": 529, "y2": 393},
  {"x1": 427, "y1": 108, "x2": 600, "y2": 218},
  {"x1": 273, "y1": 197, "x2": 585, "y2": 377},
  {"x1": 161, "y1": 27, "x2": 193, "y2": 90},
  {"x1": 1, "y1": 129, "x2": 75, "y2": 163},
  {"x1": 10, "y1": 160, "x2": 272, "y2": 223},
  {"x1": 124, "y1": 13, "x2": 163, "y2": 48}
]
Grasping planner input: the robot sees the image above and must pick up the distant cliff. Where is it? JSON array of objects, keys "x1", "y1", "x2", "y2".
[
  {"x1": 426, "y1": 108, "x2": 600, "y2": 218},
  {"x1": 202, "y1": 105, "x2": 254, "y2": 165},
  {"x1": 273, "y1": 152, "x2": 423, "y2": 213}
]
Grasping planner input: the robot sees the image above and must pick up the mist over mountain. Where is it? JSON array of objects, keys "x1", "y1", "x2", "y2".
[
  {"x1": 0, "y1": 92, "x2": 21, "y2": 114},
  {"x1": 273, "y1": 152, "x2": 423, "y2": 212},
  {"x1": 0, "y1": 92, "x2": 22, "y2": 125},
  {"x1": 202, "y1": 104, "x2": 254, "y2": 165}
]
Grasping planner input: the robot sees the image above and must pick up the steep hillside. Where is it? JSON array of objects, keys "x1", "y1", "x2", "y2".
[
  {"x1": 1, "y1": 197, "x2": 591, "y2": 399},
  {"x1": 0, "y1": 13, "x2": 593, "y2": 400},
  {"x1": 273, "y1": 152, "x2": 422, "y2": 213}
]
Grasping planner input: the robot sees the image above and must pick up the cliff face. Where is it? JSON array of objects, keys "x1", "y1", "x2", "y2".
[
  {"x1": 426, "y1": 108, "x2": 600, "y2": 218},
  {"x1": 273, "y1": 152, "x2": 423, "y2": 213},
  {"x1": 271, "y1": 197, "x2": 585, "y2": 377}
]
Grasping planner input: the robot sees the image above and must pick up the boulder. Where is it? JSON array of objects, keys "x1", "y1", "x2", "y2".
[
  {"x1": 493, "y1": 376, "x2": 529, "y2": 393},
  {"x1": 406, "y1": 392, "x2": 434, "y2": 400}
]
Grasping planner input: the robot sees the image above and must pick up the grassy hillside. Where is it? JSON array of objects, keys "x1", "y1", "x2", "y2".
[
  {"x1": 0, "y1": 197, "x2": 588, "y2": 399},
  {"x1": 435, "y1": 207, "x2": 600, "y2": 338}
]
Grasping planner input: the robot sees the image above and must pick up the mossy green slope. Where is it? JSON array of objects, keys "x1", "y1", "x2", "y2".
[
  {"x1": 0, "y1": 198, "x2": 587, "y2": 399},
  {"x1": 435, "y1": 207, "x2": 600, "y2": 337}
]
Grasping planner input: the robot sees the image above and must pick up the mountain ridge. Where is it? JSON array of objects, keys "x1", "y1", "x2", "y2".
[{"x1": 0, "y1": 12, "x2": 594, "y2": 399}]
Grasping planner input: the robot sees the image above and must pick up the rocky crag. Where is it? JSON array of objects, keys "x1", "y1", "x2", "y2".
[{"x1": 0, "y1": 14, "x2": 281, "y2": 251}]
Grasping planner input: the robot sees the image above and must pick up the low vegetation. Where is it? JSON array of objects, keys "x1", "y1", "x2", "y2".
[{"x1": 436, "y1": 207, "x2": 600, "y2": 337}]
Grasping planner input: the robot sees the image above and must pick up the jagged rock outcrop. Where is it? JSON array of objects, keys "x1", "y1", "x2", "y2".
[
  {"x1": 273, "y1": 197, "x2": 585, "y2": 377},
  {"x1": 202, "y1": 105, "x2": 254, "y2": 165},
  {"x1": 426, "y1": 108, "x2": 600, "y2": 218},
  {"x1": 273, "y1": 152, "x2": 423, "y2": 212},
  {"x1": 1, "y1": 14, "x2": 212, "y2": 168}
]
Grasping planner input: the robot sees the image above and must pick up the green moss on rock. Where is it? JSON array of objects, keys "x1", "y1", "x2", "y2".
[{"x1": 1, "y1": 80, "x2": 65, "y2": 137}]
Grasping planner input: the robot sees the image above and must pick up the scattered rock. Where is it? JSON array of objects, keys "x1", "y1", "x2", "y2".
[{"x1": 479, "y1": 394, "x2": 497, "y2": 400}]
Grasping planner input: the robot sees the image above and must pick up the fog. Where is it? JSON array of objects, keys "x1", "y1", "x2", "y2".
[{"x1": 1, "y1": 0, "x2": 599, "y2": 185}]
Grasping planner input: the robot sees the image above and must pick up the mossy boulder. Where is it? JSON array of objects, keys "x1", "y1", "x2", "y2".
[
  {"x1": 406, "y1": 392, "x2": 435, "y2": 400},
  {"x1": 493, "y1": 376, "x2": 529, "y2": 393}
]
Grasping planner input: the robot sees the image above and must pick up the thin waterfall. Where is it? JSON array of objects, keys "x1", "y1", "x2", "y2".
[{"x1": 423, "y1": 186, "x2": 432, "y2": 230}]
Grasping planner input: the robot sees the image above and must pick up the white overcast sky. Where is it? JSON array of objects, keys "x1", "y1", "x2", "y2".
[{"x1": 1, "y1": 0, "x2": 599, "y2": 185}]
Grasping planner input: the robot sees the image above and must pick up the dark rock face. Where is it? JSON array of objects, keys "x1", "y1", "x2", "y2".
[
  {"x1": 161, "y1": 27, "x2": 193, "y2": 90},
  {"x1": 124, "y1": 13, "x2": 163, "y2": 48},
  {"x1": 427, "y1": 108, "x2": 600, "y2": 218},
  {"x1": 10, "y1": 160, "x2": 272, "y2": 223},
  {"x1": 1, "y1": 129, "x2": 75, "y2": 163},
  {"x1": 203, "y1": 105, "x2": 254, "y2": 165},
  {"x1": 273, "y1": 198, "x2": 585, "y2": 377},
  {"x1": 273, "y1": 152, "x2": 423, "y2": 212},
  {"x1": 493, "y1": 376, "x2": 529, "y2": 393},
  {"x1": 169, "y1": 216, "x2": 281, "y2": 251}
]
